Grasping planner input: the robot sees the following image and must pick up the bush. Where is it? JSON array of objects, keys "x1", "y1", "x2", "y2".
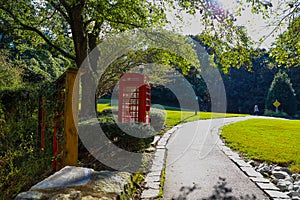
[
  {"x1": 150, "y1": 108, "x2": 166, "y2": 132},
  {"x1": 264, "y1": 109, "x2": 289, "y2": 118},
  {"x1": 101, "y1": 122, "x2": 155, "y2": 152},
  {"x1": 293, "y1": 111, "x2": 300, "y2": 119},
  {"x1": 99, "y1": 107, "x2": 166, "y2": 133}
]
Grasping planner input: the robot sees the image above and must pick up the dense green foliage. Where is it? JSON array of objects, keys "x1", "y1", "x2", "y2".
[
  {"x1": 266, "y1": 71, "x2": 297, "y2": 116},
  {"x1": 0, "y1": 87, "x2": 52, "y2": 200},
  {"x1": 221, "y1": 119, "x2": 300, "y2": 173},
  {"x1": 0, "y1": 51, "x2": 23, "y2": 90}
]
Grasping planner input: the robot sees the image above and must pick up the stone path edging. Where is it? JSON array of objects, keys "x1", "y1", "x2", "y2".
[
  {"x1": 141, "y1": 125, "x2": 183, "y2": 199},
  {"x1": 217, "y1": 129, "x2": 291, "y2": 200}
]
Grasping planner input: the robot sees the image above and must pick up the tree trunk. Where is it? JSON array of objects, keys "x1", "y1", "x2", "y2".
[{"x1": 69, "y1": 5, "x2": 95, "y2": 119}]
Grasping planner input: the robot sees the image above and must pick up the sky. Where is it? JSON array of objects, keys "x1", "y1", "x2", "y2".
[{"x1": 166, "y1": 0, "x2": 289, "y2": 49}]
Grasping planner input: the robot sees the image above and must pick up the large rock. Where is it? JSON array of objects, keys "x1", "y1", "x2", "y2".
[
  {"x1": 31, "y1": 166, "x2": 94, "y2": 189},
  {"x1": 272, "y1": 171, "x2": 290, "y2": 179},
  {"x1": 295, "y1": 181, "x2": 300, "y2": 186},
  {"x1": 277, "y1": 179, "x2": 292, "y2": 192},
  {"x1": 286, "y1": 191, "x2": 300, "y2": 198},
  {"x1": 280, "y1": 167, "x2": 292, "y2": 176},
  {"x1": 257, "y1": 164, "x2": 271, "y2": 174},
  {"x1": 15, "y1": 167, "x2": 137, "y2": 200},
  {"x1": 92, "y1": 171, "x2": 131, "y2": 194}
]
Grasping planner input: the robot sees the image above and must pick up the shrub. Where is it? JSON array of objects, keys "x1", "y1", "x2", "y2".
[
  {"x1": 293, "y1": 111, "x2": 300, "y2": 119},
  {"x1": 99, "y1": 107, "x2": 166, "y2": 133},
  {"x1": 101, "y1": 122, "x2": 155, "y2": 152},
  {"x1": 264, "y1": 109, "x2": 289, "y2": 118},
  {"x1": 150, "y1": 108, "x2": 166, "y2": 132}
]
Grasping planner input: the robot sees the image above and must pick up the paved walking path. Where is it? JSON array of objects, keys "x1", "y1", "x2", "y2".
[{"x1": 163, "y1": 117, "x2": 270, "y2": 199}]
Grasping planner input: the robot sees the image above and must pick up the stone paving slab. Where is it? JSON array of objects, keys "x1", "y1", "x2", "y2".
[
  {"x1": 141, "y1": 189, "x2": 160, "y2": 199},
  {"x1": 232, "y1": 159, "x2": 252, "y2": 167},
  {"x1": 145, "y1": 181, "x2": 161, "y2": 190},
  {"x1": 256, "y1": 182, "x2": 280, "y2": 191},
  {"x1": 156, "y1": 145, "x2": 166, "y2": 149},
  {"x1": 250, "y1": 177, "x2": 271, "y2": 183},
  {"x1": 140, "y1": 124, "x2": 180, "y2": 199},
  {"x1": 240, "y1": 166, "x2": 264, "y2": 178},
  {"x1": 151, "y1": 136, "x2": 160, "y2": 146},
  {"x1": 228, "y1": 153, "x2": 242, "y2": 160},
  {"x1": 264, "y1": 190, "x2": 290, "y2": 199},
  {"x1": 145, "y1": 175, "x2": 161, "y2": 183}
]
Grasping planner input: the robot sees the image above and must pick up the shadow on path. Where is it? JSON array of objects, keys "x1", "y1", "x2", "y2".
[
  {"x1": 171, "y1": 177, "x2": 258, "y2": 200},
  {"x1": 176, "y1": 114, "x2": 199, "y2": 126}
]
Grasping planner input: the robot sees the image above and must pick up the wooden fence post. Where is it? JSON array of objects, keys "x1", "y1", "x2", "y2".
[{"x1": 63, "y1": 69, "x2": 79, "y2": 167}]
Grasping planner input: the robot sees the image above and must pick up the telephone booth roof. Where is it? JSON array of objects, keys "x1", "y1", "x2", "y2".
[{"x1": 120, "y1": 73, "x2": 150, "y2": 85}]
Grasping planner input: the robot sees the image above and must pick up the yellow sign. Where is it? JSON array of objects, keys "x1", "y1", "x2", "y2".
[{"x1": 273, "y1": 100, "x2": 281, "y2": 107}]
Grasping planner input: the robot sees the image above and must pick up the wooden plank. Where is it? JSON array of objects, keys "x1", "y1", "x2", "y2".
[{"x1": 63, "y1": 69, "x2": 79, "y2": 167}]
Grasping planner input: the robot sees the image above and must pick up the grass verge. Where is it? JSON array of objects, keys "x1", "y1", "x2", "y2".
[
  {"x1": 221, "y1": 118, "x2": 300, "y2": 173},
  {"x1": 97, "y1": 103, "x2": 248, "y2": 128},
  {"x1": 165, "y1": 110, "x2": 248, "y2": 128}
]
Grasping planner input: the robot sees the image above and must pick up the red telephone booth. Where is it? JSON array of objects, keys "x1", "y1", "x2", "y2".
[{"x1": 118, "y1": 73, "x2": 151, "y2": 124}]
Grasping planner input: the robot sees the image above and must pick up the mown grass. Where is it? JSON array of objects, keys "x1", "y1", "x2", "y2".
[
  {"x1": 165, "y1": 110, "x2": 248, "y2": 128},
  {"x1": 97, "y1": 103, "x2": 248, "y2": 128},
  {"x1": 221, "y1": 118, "x2": 300, "y2": 173},
  {"x1": 97, "y1": 103, "x2": 115, "y2": 112}
]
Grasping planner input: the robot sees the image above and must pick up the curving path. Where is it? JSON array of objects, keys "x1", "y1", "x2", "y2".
[{"x1": 163, "y1": 117, "x2": 270, "y2": 200}]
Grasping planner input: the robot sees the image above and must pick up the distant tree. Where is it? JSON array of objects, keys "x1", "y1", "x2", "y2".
[{"x1": 266, "y1": 71, "x2": 297, "y2": 116}]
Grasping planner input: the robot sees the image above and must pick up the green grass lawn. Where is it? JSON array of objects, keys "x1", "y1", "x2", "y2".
[
  {"x1": 165, "y1": 110, "x2": 248, "y2": 128},
  {"x1": 221, "y1": 118, "x2": 300, "y2": 173},
  {"x1": 97, "y1": 103, "x2": 114, "y2": 112},
  {"x1": 97, "y1": 103, "x2": 248, "y2": 127}
]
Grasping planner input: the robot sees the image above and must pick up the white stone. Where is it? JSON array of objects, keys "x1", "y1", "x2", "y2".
[
  {"x1": 294, "y1": 184, "x2": 300, "y2": 191},
  {"x1": 274, "y1": 166, "x2": 282, "y2": 171},
  {"x1": 272, "y1": 171, "x2": 289, "y2": 179},
  {"x1": 277, "y1": 180, "x2": 292, "y2": 191},
  {"x1": 31, "y1": 166, "x2": 94, "y2": 189},
  {"x1": 295, "y1": 181, "x2": 300, "y2": 186}
]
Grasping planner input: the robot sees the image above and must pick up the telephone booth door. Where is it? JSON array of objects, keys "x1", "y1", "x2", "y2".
[{"x1": 118, "y1": 73, "x2": 151, "y2": 124}]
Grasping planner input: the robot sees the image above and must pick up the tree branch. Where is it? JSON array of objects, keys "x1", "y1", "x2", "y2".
[
  {"x1": 0, "y1": 6, "x2": 75, "y2": 61},
  {"x1": 50, "y1": 1, "x2": 70, "y2": 23},
  {"x1": 258, "y1": 6, "x2": 297, "y2": 47}
]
